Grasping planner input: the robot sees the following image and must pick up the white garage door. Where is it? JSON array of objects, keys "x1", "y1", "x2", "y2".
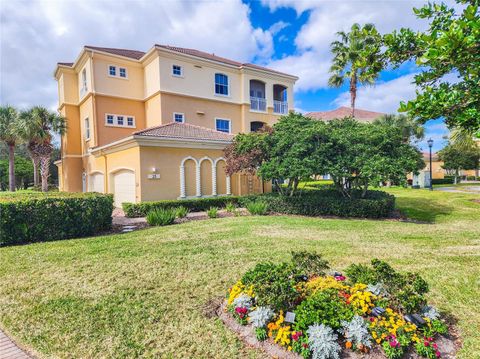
[
  {"x1": 112, "y1": 170, "x2": 136, "y2": 207},
  {"x1": 88, "y1": 173, "x2": 104, "y2": 193}
]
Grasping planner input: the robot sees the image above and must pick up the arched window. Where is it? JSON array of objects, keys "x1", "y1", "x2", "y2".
[
  {"x1": 215, "y1": 73, "x2": 229, "y2": 96},
  {"x1": 273, "y1": 84, "x2": 288, "y2": 114}
]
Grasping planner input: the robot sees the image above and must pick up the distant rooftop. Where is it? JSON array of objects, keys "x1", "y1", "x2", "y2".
[
  {"x1": 306, "y1": 106, "x2": 385, "y2": 122},
  {"x1": 57, "y1": 45, "x2": 297, "y2": 78},
  {"x1": 134, "y1": 122, "x2": 234, "y2": 143}
]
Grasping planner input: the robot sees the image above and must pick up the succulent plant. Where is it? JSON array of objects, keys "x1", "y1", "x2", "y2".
[
  {"x1": 341, "y1": 315, "x2": 372, "y2": 349},
  {"x1": 248, "y1": 306, "x2": 274, "y2": 328},
  {"x1": 233, "y1": 294, "x2": 252, "y2": 310},
  {"x1": 307, "y1": 324, "x2": 341, "y2": 359},
  {"x1": 421, "y1": 305, "x2": 440, "y2": 320}
]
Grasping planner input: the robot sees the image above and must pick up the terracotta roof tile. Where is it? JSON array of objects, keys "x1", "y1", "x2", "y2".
[
  {"x1": 306, "y1": 107, "x2": 385, "y2": 122},
  {"x1": 134, "y1": 122, "x2": 234, "y2": 142},
  {"x1": 84, "y1": 45, "x2": 145, "y2": 60}
]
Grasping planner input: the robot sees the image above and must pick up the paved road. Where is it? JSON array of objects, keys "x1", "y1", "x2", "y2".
[{"x1": 435, "y1": 186, "x2": 480, "y2": 194}]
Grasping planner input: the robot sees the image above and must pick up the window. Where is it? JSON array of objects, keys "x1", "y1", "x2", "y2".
[
  {"x1": 84, "y1": 118, "x2": 90, "y2": 140},
  {"x1": 173, "y1": 113, "x2": 185, "y2": 123},
  {"x1": 215, "y1": 118, "x2": 231, "y2": 133},
  {"x1": 81, "y1": 68, "x2": 87, "y2": 93},
  {"x1": 109, "y1": 65, "x2": 116, "y2": 76},
  {"x1": 119, "y1": 67, "x2": 127, "y2": 78},
  {"x1": 108, "y1": 65, "x2": 127, "y2": 78},
  {"x1": 105, "y1": 114, "x2": 135, "y2": 128},
  {"x1": 215, "y1": 73, "x2": 229, "y2": 96},
  {"x1": 172, "y1": 65, "x2": 183, "y2": 77}
]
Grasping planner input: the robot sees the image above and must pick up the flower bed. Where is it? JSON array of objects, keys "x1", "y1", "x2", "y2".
[{"x1": 224, "y1": 252, "x2": 454, "y2": 359}]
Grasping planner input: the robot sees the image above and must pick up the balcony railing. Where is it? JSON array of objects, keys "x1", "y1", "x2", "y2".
[
  {"x1": 273, "y1": 100, "x2": 288, "y2": 114},
  {"x1": 250, "y1": 97, "x2": 267, "y2": 112}
]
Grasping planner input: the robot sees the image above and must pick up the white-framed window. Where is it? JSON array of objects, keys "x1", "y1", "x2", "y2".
[
  {"x1": 105, "y1": 114, "x2": 135, "y2": 128},
  {"x1": 215, "y1": 118, "x2": 231, "y2": 133},
  {"x1": 172, "y1": 65, "x2": 183, "y2": 77},
  {"x1": 81, "y1": 68, "x2": 87, "y2": 93},
  {"x1": 109, "y1": 65, "x2": 116, "y2": 76},
  {"x1": 173, "y1": 112, "x2": 185, "y2": 123},
  {"x1": 84, "y1": 117, "x2": 90, "y2": 140},
  {"x1": 214, "y1": 73, "x2": 229, "y2": 96},
  {"x1": 108, "y1": 65, "x2": 127, "y2": 79}
]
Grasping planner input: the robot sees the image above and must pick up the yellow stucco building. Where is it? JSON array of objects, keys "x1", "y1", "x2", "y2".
[{"x1": 54, "y1": 45, "x2": 298, "y2": 206}]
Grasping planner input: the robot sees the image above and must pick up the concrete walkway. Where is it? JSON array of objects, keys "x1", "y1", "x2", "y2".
[
  {"x1": 0, "y1": 330, "x2": 31, "y2": 359},
  {"x1": 435, "y1": 185, "x2": 480, "y2": 194}
]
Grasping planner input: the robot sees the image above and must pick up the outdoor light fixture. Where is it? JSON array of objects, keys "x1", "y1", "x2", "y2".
[
  {"x1": 371, "y1": 307, "x2": 386, "y2": 317},
  {"x1": 404, "y1": 314, "x2": 426, "y2": 327},
  {"x1": 427, "y1": 138, "x2": 434, "y2": 191}
]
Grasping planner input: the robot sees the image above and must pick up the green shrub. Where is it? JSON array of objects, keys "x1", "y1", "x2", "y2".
[
  {"x1": 0, "y1": 193, "x2": 113, "y2": 246},
  {"x1": 239, "y1": 189, "x2": 395, "y2": 219},
  {"x1": 146, "y1": 208, "x2": 176, "y2": 226},
  {"x1": 246, "y1": 200, "x2": 269, "y2": 215},
  {"x1": 123, "y1": 196, "x2": 241, "y2": 217},
  {"x1": 225, "y1": 202, "x2": 236, "y2": 213},
  {"x1": 294, "y1": 289, "x2": 354, "y2": 331},
  {"x1": 345, "y1": 259, "x2": 429, "y2": 313},
  {"x1": 175, "y1": 206, "x2": 189, "y2": 218},
  {"x1": 207, "y1": 207, "x2": 218, "y2": 218},
  {"x1": 432, "y1": 177, "x2": 454, "y2": 185},
  {"x1": 291, "y1": 251, "x2": 330, "y2": 277},
  {"x1": 241, "y1": 262, "x2": 299, "y2": 311}
]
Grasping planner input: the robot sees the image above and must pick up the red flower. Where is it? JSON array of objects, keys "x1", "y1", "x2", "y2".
[
  {"x1": 292, "y1": 331, "x2": 303, "y2": 341},
  {"x1": 433, "y1": 343, "x2": 438, "y2": 349},
  {"x1": 428, "y1": 337, "x2": 433, "y2": 342},
  {"x1": 435, "y1": 351, "x2": 441, "y2": 358},
  {"x1": 424, "y1": 341, "x2": 430, "y2": 347},
  {"x1": 334, "y1": 275, "x2": 346, "y2": 281},
  {"x1": 302, "y1": 343, "x2": 309, "y2": 349},
  {"x1": 369, "y1": 317, "x2": 375, "y2": 322}
]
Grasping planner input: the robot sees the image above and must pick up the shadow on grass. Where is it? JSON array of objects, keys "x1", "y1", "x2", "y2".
[{"x1": 396, "y1": 197, "x2": 455, "y2": 223}]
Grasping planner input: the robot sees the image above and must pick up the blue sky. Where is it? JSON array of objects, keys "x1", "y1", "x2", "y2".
[{"x1": 0, "y1": 0, "x2": 453, "y2": 151}]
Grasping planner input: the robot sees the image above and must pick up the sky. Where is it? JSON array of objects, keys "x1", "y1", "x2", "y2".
[{"x1": 0, "y1": 0, "x2": 457, "y2": 152}]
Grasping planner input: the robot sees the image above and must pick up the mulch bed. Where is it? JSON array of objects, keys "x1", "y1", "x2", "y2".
[{"x1": 208, "y1": 299, "x2": 461, "y2": 359}]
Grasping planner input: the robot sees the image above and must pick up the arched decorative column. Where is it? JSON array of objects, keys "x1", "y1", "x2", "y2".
[
  {"x1": 196, "y1": 164, "x2": 201, "y2": 197},
  {"x1": 226, "y1": 175, "x2": 231, "y2": 195},
  {"x1": 212, "y1": 165, "x2": 217, "y2": 196},
  {"x1": 180, "y1": 156, "x2": 198, "y2": 198}
]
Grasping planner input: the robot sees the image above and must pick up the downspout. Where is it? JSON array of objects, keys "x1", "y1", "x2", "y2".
[
  {"x1": 89, "y1": 51, "x2": 99, "y2": 147},
  {"x1": 101, "y1": 150, "x2": 108, "y2": 193}
]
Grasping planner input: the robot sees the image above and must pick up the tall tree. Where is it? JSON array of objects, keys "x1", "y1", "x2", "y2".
[
  {"x1": 384, "y1": 0, "x2": 480, "y2": 137},
  {"x1": 328, "y1": 23, "x2": 384, "y2": 116},
  {"x1": 373, "y1": 114, "x2": 425, "y2": 143},
  {"x1": 18, "y1": 107, "x2": 66, "y2": 192},
  {"x1": 0, "y1": 105, "x2": 21, "y2": 191},
  {"x1": 438, "y1": 140, "x2": 480, "y2": 184}
]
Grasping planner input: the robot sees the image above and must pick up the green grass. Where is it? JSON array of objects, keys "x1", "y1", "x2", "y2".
[{"x1": 0, "y1": 188, "x2": 479, "y2": 358}]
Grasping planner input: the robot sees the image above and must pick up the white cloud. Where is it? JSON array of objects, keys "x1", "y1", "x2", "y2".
[
  {"x1": 263, "y1": 0, "x2": 458, "y2": 92},
  {"x1": 269, "y1": 21, "x2": 290, "y2": 35},
  {"x1": 0, "y1": 0, "x2": 274, "y2": 109},
  {"x1": 332, "y1": 74, "x2": 417, "y2": 113}
]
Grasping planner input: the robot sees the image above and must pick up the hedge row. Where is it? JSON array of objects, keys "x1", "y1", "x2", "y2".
[
  {"x1": 431, "y1": 177, "x2": 455, "y2": 185},
  {"x1": 123, "y1": 188, "x2": 394, "y2": 219},
  {"x1": 0, "y1": 193, "x2": 113, "y2": 246},
  {"x1": 255, "y1": 189, "x2": 395, "y2": 219},
  {"x1": 123, "y1": 196, "x2": 243, "y2": 217}
]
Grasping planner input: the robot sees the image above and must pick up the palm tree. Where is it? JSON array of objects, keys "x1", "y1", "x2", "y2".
[
  {"x1": 328, "y1": 23, "x2": 384, "y2": 117},
  {"x1": 0, "y1": 106, "x2": 21, "y2": 191},
  {"x1": 18, "y1": 107, "x2": 66, "y2": 192},
  {"x1": 374, "y1": 114, "x2": 425, "y2": 143}
]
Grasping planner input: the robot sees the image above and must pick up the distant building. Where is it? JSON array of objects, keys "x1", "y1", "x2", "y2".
[{"x1": 306, "y1": 106, "x2": 385, "y2": 122}]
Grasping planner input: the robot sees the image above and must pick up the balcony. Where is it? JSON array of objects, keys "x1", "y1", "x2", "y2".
[
  {"x1": 274, "y1": 100, "x2": 288, "y2": 114},
  {"x1": 250, "y1": 96, "x2": 267, "y2": 112}
]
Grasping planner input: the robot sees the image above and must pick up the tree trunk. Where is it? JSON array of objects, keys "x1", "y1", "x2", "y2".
[
  {"x1": 32, "y1": 157, "x2": 40, "y2": 187},
  {"x1": 8, "y1": 143, "x2": 15, "y2": 192},
  {"x1": 40, "y1": 155, "x2": 51, "y2": 192},
  {"x1": 350, "y1": 73, "x2": 357, "y2": 117}
]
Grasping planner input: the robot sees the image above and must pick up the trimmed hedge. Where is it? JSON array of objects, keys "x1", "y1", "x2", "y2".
[
  {"x1": 252, "y1": 189, "x2": 395, "y2": 219},
  {"x1": 124, "y1": 188, "x2": 394, "y2": 219},
  {"x1": 432, "y1": 177, "x2": 455, "y2": 185},
  {"x1": 123, "y1": 196, "x2": 242, "y2": 218},
  {"x1": 0, "y1": 192, "x2": 113, "y2": 246}
]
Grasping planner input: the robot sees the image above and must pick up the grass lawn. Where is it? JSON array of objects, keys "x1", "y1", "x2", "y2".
[{"x1": 0, "y1": 188, "x2": 479, "y2": 358}]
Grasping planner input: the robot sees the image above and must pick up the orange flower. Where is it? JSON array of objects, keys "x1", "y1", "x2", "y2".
[{"x1": 345, "y1": 341, "x2": 352, "y2": 349}]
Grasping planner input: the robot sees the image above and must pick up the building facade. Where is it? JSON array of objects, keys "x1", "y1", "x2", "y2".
[{"x1": 54, "y1": 45, "x2": 297, "y2": 206}]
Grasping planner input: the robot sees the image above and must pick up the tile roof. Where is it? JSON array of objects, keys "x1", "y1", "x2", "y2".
[
  {"x1": 155, "y1": 44, "x2": 296, "y2": 78},
  {"x1": 134, "y1": 122, "x2": 234, "y2": 142},
  {"x1": 84, "y1": 45, "x2": 146, "y2": 60},
  {"x1": 306, "y1": 106, "x2": 385, "y2": 122}
]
